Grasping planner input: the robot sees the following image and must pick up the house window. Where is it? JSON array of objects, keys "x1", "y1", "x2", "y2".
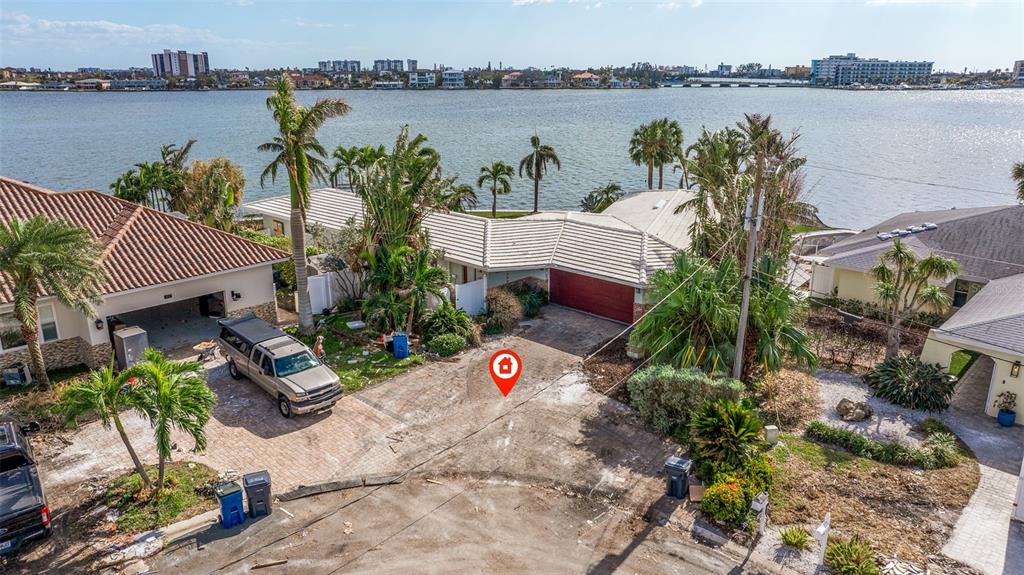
[
  {"x1": 0, "y1": 312, "x2": 24, "y2": 351},
  {"x1": 39, "y1": 305, "x2": 58, "y2": 342},
  {"x1": 952, "y1": 279, "x2": 980, "y2": 308},
  {"x1": 272, "y1": 220, "x2": 285, "y2": 236}
]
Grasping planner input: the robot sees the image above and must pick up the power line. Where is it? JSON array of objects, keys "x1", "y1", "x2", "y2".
[{"x1": 804, "y1": 163, "x2": 1014, "y2": 199}]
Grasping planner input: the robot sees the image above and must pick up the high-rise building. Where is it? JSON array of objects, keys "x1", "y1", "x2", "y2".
[
  {"x1": 810, "y1": 53, "x2": 932, "y2": 86},
  {"x1": 1013, "y1": 60, "x2": 1024, "y2": 86},
  {"x1": 407, "y1": 59, "x2": 418, "y2": 73},
  {"x1": 373, "y1": 59, "x2": 404, "y2": 73},
  {"x1": 319, "y1": 60, "x2": 361, "y2": 73},
  {"x1": 716, "y1": 63, "x2": 732, "y2": 77},
  {"x1": 151, "y1": 49, "x2": 209, "y2": 77}
]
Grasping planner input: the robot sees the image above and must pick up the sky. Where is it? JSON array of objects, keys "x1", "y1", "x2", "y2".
[{"x1": 1, "y1": 1, "x2": 1021, "y2": 72}]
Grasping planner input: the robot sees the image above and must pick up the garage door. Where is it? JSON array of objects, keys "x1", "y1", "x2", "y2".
[{"x1": 549, "y1": 269, "x2": 634, "y2": 324}]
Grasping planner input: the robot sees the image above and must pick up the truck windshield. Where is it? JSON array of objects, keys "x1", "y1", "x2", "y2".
[{"x1": 274, "y1": 352, "x2": 319, "y2": 377}]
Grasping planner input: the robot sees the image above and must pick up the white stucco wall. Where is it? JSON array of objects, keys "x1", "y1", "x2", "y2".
[{"x1": 921, "y1": 334, "x2": 1024, "y2": 418}]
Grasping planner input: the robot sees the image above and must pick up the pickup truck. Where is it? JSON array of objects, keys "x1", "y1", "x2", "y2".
[
  {"x1": 217, "y1": 314, "x2": 342, "y2": 418},
  {"x1": 0, "y1": 420, "x2": 51, "y2": 556}
]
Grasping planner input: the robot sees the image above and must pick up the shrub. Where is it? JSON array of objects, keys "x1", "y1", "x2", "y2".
[
  {"x1": 865, "y1": 355, "x2": 957, "y2": 412},
  {"x1": 780, "y1": 527, "x2": 812, "y2": 550},
  {"x1": 825, "y1": 536, "x2": 880, "y2": 575},
  {"x1": 691, "y1": 399, "x2": 765, "y2": 476},
  {"x1": 509, "y1": 283, "x2": 548, "y2": 318},
  {"x1": 742, "y1": 454, "x2": 774, "y2": 497},
  {"x1": 428, "y1": 333, "x2": 467, "y2": 357},
  {"x1": 804, "y1": 421, "x2": 959, "y2": 469},
  {"x1": 701, "y1": 474, "x2": 749, "y2": 526},
  {"x1": 422, "y1": 303, "x2": 480, "y2": 346},
  {"x1": 485, "y1": 289, "x2": 524, "y2": 332},
  {"x1": 627, "y1": 365, "x2": 744, "y2": 436}
]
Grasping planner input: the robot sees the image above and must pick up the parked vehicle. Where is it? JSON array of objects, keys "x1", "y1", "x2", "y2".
[
  {"x1": 217, "y1": 314, "x2": 342, "y2": 418},
  {"x1": 0, "y1": 420, "x2": 51, "y2": 556}
]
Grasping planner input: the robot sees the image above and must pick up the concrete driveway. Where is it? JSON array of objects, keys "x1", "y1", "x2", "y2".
[{"x1": 31, "y1": 306, "x2": 766, "y2": 574}]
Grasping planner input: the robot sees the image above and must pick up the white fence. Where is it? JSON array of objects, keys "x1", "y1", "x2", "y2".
[{"x1": 454, "y1": 278, "x2": 487, "y2": 316}]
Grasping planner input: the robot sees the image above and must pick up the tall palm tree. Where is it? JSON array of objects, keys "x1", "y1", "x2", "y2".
[
  {"x1": 331, "y1": 145, "x2": 361, "y2": 191},
  {"x1": 60, "y1": 363, "x2": 153, "y2": 490},
  {"x1": 443, "y1": 183, "x2": 478, "y2": 212},
  {"x1": 259, "y1": 73, "x2": 351, "y2": 336},
  {"x1": 579, "y1": 182, "x2": 624, "y2": 213},
  {"x1": 0, "y1": 216, "x2": 104, "y2": 389},
  {"x1": 518, "y1": 135, "x2": 561, "y2": 213},
  {"x1": 652, "y1": 118, "x2": 683, "y2": 190},
  {"x1": 629, "y1": 122, "x2": 659, "y2": 190},
  {"x1": 131, "y1": 348, "x2": 217, "y2": 494},
  {"x1": 1014, "y1": 161, "x2": 1024, "y2": 204},
  {"x1": 477, "y1": 161, "x2": 515, "y2": 217}
]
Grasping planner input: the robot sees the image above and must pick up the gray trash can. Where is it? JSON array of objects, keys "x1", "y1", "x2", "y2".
[
  {"x1": 243, "y1": 470, "x2": 272, "y2": 518},
  {"x1": 664, "y1": 456, "x2": 691, "y2": 500}
]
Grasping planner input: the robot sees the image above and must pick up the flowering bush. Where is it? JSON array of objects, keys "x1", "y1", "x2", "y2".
[{"x1": 701, "y1": 474, "x2": 748, "y2": 525}]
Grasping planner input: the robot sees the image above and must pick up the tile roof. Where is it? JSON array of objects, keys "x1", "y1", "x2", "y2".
[
  {"x1": 934, "y1": 273, "x2": 1024, "y2": 355},
  {"x1": 819, "y1": 205, "x2": 1024, "y2": 281},
  {"x1": 245, "y1": 188, "x2": 690, "y2": 287},
  {"x1": 0, "y1": 176, "x2": 288, "y2": 304}
]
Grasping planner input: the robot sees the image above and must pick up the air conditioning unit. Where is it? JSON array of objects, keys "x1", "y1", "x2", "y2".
[{"x1": 113, "y1": 326, "x2": 149, "y2": 370}]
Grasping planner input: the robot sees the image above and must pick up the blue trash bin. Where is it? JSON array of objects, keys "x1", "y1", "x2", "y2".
[
  {"x1": 392, "y1": 334, "x2": 409, "y2": 359},
  {"x1": 214, "y1": 481, "x2": 245, "y2": 529}
]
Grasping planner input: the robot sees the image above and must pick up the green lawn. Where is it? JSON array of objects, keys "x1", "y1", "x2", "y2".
[
  {"x1": 776, "y1": 433, "x2": 876, "y2": 473},
  {"x1": 949, "y1": 350, "x2": 979, "y2": 380},
  {"x1": 289, "y1": 316, "x2": 424, "y2": 393},
  {"x1": 105, "y1": 462, "x2": 218, "y2": 533},
  {"x1": 468, "y1": 210, "x2": 530, "y2": 219}
]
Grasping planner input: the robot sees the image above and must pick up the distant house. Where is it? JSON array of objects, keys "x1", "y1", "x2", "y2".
[
  {"x1": 245, "y1": 188, "x2": 697, "y2": 324},
  {"x1": 74, "y1": 78, "x2": 111, "y2": 90},
  {"x1": 808, "y1": 204, "x2": 1024, "y2": 422},
  {"x1": 571, "y1": 72, "x2": 601, "y2": 88},
  {"x1": 0, "y1": 81, "x2": 41, "y2": 91},
  {"x1": 441, "y1": 69, "x2": 465, "y2": 89},
  {"x1": 501, "y1": 72, "x2": 526, "y2": 89},
  {"x1": 294, "y1": 75, "x2": 330, "y2": 89},
  {"x1": 0, "y1": 177, "x2": 287, "y2": 374},
  {"x1": 408, "y1": 70, "x2": 436, "y2": 89},
  {"x1": 372, "y1": 80, "x2": 403, "y2": 90}
]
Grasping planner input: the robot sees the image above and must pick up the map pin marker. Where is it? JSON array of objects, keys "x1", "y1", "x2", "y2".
[{"x1": 489, "y1": 349, "x2": 523, "y2": 397}]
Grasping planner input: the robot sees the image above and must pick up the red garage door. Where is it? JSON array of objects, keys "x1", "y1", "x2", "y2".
[{"x1": 549, "y1": 269, "x2": 634, "y2": 324}]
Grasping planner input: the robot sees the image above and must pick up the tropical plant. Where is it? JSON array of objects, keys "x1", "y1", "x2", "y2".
[
  {"x1": 177, "y1": 158, "x2": 246, "y2": 231},
  {"x1": 626, "y1": 365, "x2": 744, "y2": 436},
  {"x1": 701, "y1": 474, "x2": 749, "y2": 525},
  {"x1": 259, "y1": 73, "x2": 351, "y2": 336},
  {"x1": 690, "y1": 399, "x2": 765, "y2": 472},
  {"x1": 508, "y1": 283, "x2": 547, "y2": 318},
  {"x1": 443, "y1": 183, "x2": 478, "y2": 212},
  {"x1": 485, "y1": 289, "x2": 523, "y2": 332},
  {"x1": 579, "y1": 182, "x2": 624, "y2": 213},
  {"x1": 870, "y1": 238, "x2": 960, "y2": 360},
  {"x1": 0, "y1": 216, "x2": 104, "y2": 389},
  {"x1": 994, "y1": 390, "x2": 1017, "y2": 412},
  {"x1": 629, "y1": 122, "x2": 660, "y2": 190},
  {"x1": 922, "y1": 431, "x2": 962, "y2": 468},
  {"x1": 130, "y1": 348, "x2": 217, "y2": 494},
  {"x1": 398, "y1": 248, "x2": 450, "y2": 334},
  {"x1": 429, "y1": 333, "x2": 467, "y2": 357},
  {"x1": 865, "y1": 355, "x2": 958, "y2": 411},
  {"x1": 825, "y1": 537, "x2": 880, "y2": 575},
  {"x1": 1013, "y1": 161, "x2": 1024, "y2": 204},
  {"x1": 804, "y1": 421, "x2": 959, "y2": 469},
  {"x1": 518, "y1": 135, "x2": 561, "y2": 213},
  {"x1": 60, "y1": 363, "x2": 153, "y2": 489},
  {"x1": 477, "y1": 161, "x2": 515, "y2": 218},
  {"x1": 780, "y1": 527, "x2": 812, "y2": 550},
  {"x1": 652, "y1": 118, "x2": 683, "y2": 189},
  {"x1": 110, "y1": 161, "x2": 180, "y2": 210},
  {"x1": 422, "y1": 302, "x2": 479, "y2": 346},
  {"x1": 331, "y1": 145, "x2": 361, "y2": 190}
]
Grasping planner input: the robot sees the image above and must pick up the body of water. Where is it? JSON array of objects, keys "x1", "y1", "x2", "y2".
[{"x1": 1, "y1": 88, "x2": 1021, "y2": 229}]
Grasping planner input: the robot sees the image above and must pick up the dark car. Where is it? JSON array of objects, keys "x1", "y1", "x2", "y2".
[{"x1": 0, "y1": 420, "x2": 51, "y2": 556}]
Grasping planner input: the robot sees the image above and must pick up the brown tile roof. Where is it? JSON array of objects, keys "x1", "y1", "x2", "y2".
[{"x1": 0, "y1": 176, "x2": 289, "y2": 304}]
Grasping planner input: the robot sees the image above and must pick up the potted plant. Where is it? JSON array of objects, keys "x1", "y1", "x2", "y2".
[{"x1": 994, "y1": 391, "x2": 1017, "y2": 427}]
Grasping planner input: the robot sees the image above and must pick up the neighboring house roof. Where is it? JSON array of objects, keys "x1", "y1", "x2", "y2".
[
  {"x1": 934, "y1": 272, "x2": 1024, "y2": 355},
  {"x1": 597, "y1": 189, "x2": 695, "y2": 249},
  {"x1": 818, "y1": 205, "x2": 1024, "y2": 281},
  {"x1": 245, "y1": 188, "x2": 693, "y2": 287},
  {"x1": 0, "y1": 176, "x2": 289, "y2": 305}
]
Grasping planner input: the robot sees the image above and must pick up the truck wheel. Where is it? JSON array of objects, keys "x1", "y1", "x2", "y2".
[
  {"x1": 228, "y1": 360, "x2": 242, "y2": 380},
  {"x1": 278, "y1": 396, "x2": 293, "y2": 418}
]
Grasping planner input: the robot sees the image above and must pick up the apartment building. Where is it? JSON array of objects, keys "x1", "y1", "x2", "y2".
[
  {"x1": 442, "y1": 69, "x2": 465, "y2": 89},
  {"x1": 318, "y1": 60, "x2": 361, "y2": 73},
  {"x1": 810, "y1": 53, "x2": 933, "y2": 85},
  {"x1": 151, "y1": 49, "x2": 210, "y2": 77},
  {"x1": 408, "y1": 70, "x2": 436, "y2": 88},
  {"x1": 373, "y1": 59, "x2": 405, "y2": 73},
  {"x1": 1014, "y1": 60, "x2": 1024, "y2": 86}
]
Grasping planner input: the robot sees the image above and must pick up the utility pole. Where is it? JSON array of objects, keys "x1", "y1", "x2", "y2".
[{"x1": 732, "y1": 154, "x2": 764, "y2": 380}]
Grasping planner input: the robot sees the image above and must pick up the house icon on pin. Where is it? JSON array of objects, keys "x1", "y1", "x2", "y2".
[{"x1": 498, "y1": 356, "x2": 514, "y2": 375}]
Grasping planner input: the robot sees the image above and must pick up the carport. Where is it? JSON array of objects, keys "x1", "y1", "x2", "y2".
[{"x1": 108, "y1": 292, "x2": 226, "y2": 351}]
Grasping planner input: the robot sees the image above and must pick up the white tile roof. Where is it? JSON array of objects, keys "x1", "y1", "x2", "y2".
[
  {"x1": 244, "y1": 188, "x2": 690, "y2": 287},
  {"x1": 935, "y1": 272, "x2": 1024, "y2": 355}
]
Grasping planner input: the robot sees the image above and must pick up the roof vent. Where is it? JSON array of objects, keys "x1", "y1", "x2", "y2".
[{"x1": 653, "y1": 199, "x2": 666, "y2": 210}]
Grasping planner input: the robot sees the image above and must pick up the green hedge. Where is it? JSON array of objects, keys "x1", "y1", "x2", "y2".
[
  {"x1": 627, "y1": 365, "x2": 744, "y2": 436},
  {"x1": 805, "y1": 421, "x2": 961, "y2": 469}
]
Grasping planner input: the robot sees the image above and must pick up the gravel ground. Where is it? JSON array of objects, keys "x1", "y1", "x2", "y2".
[
  {"x1": 759, "y1": 525, "x2": 823, "y2": 575},
  {"x1": 814, "y1": 368, "x2": 930, "y2": 448}
]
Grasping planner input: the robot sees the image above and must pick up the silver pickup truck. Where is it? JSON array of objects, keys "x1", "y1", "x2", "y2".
[{"x1": 217, "y1": 314, "x2": 342, "y2": 418}]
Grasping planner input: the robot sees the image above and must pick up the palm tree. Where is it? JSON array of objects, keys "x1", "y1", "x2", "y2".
[
  {"x1": 331, "y1": 145, "x2": 361, "y2": 191},
  {"x1": 579, "y1": 182, "x2": 624, "y2": 213},
  {"x1": 259, "y1": 73, "x2": 351, "y2": 336},
  {"x1": 177, "y1": 157, "x2": 246, "y2": 232},
  {"x1": 871, "y1": 238, "x2": 961, "y2": 360},
  {"x1": 399, "y1": 249, "x2": 450, "y2": 333},
  {"x1": 1013, "y1": 161, "x2": 1024, "y2": 204},
  {"x1": 653, "y1": 118, "x2": 683, "y2": 190},
  {"x1": 477, "y1": 161, "x2": 515, "y2": 217},
  {"x1": 443, "y1": 183, "x2": 478, "y2": 212},
  {"x1": 518, "y1": 135, "x2": 561, "y2": 213},
  {"x1": 0, "y1": 216, "x2": 104, "y2": 389},
  {"x1": 110, "y1": 162, "x2": 179, "y2": 210},
  {"x1": 629, "y1": 122, "x2": 659, "y2": 190},
  {"x1": 131, "y1": 348, "x2": 217, "y2": 494},
  {"x1": 60, "y1": 363, "x2": 153, "y2": 490}
]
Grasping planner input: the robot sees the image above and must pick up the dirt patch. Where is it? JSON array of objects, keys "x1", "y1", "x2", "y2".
[
  {"x1": 771, "y1": 434, "x2": 980, "y2": 564},
  {"x1": 803, "y1": 308, "x2": 926, "y2": 373},
  {"x1": 581, "y1": 337, "x2": 638, "y2": 403},
  {"x1": 756, "y1": 369, "x2": 822, "y2": 432}
]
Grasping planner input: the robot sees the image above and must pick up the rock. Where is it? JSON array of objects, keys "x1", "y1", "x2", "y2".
[{"x1": 836, "y1": 398, "x2": 874, "y2": 421}]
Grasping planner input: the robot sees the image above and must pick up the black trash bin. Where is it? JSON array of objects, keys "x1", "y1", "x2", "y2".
[
  {"x1": 243, "y1": 470, "x2": 272, "y2": 518},
  {"x1": 664, "y1": 456, "x2": 691, "y2": 500}
]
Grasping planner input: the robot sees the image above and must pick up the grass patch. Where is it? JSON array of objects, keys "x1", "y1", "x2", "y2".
[
  {"x1": 290, "y1": 321, "x2": 424, "y2": 393},
  {"x1": 778, "y1": 433, "x2": 875, "y2": 472},
  {"x1": 468, "y1": 210, "x2": 530, "y2": 219},
  {"x1": 948, "y1": 350, "x2": 979, "y2": 380},
  {"x1": 105, "y1": 462, "x2": 218, "y2": 534}
]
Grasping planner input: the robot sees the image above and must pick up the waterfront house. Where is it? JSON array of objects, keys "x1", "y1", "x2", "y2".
[
  {"x1": 808, "y1": 204, "x2": 1024, "y2": 420},
  {"x1": 571, "y1": 72, "x2": 601, "y2": 88},
  {"x1": 0, "y1": 177, "x2": 287, "y2": 373},
  {"x1": 408, "y1": 70, "x2": 436, "y2": 89},
  {"x1": 501, "y1": 72, "x2": 526, "y2": 89},
  {"x1": 245, "y1": 188, "x2": 696, "y2": 323},
  {"x1": 373, "y1": 80, "x2": 404, "y2": 90},
  {"x1": 442, "y1": 69, "x2": 465, "y2": 89}
]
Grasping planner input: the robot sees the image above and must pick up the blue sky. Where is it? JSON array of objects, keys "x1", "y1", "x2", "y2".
[{"x1": 1, "y1": 1, "x2": 1021, "y2": 72}]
